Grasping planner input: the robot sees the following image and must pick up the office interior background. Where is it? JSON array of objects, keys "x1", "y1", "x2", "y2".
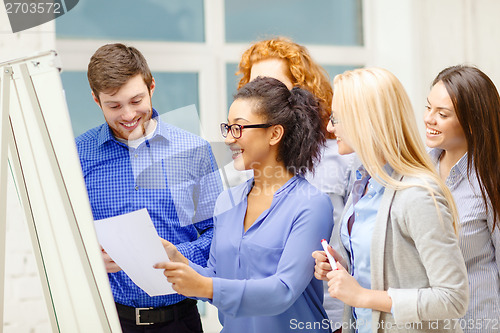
[{"x1": 1, "y1": 0, "x2": 500, "y2": 331}]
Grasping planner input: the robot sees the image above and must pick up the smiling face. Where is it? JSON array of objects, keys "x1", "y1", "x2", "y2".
[
  {"x1": 225, "y1": 99, "x2": 275, "y2": 171},
  {"x1": 94, "y1": 74, "x2": 155, "y2": 141},
  {"x1": 424, "y1": 81, "x2": 467, "y2": 155},
  {"x1": 327, "y1": 99, "x2": 355, "y2": 155},
  {"x1": 249, "y1": 58, "x2": 294, "y2": 90}
]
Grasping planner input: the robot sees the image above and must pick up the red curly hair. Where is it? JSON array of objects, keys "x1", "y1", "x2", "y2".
[{"x1": 237, "y1": 37, "x2": 335, "y2": 139}]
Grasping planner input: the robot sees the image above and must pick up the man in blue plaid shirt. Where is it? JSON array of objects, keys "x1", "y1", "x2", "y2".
[{"x1": 76, "y1": 43, "x2": 222, "y2": 332}]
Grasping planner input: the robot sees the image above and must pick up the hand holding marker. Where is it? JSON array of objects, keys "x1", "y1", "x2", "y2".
[{"x1": 321, "y1": 239, "x2": 338, "y2": 270}]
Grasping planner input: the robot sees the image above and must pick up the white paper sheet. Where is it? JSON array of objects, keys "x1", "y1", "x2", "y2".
[{"x1": 94, "y1": 208, "x2": 176, "y2": 296}]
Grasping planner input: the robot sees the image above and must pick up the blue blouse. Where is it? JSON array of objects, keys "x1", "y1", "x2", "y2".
[
  {"x1": 341, "y1": 166, "x2": 386, "y2": 333},
  {"x1": 191, "y1": 175, "x2": 334, "y2": 332}
]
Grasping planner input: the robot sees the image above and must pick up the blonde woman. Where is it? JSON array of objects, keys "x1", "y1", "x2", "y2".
[{"x1": 313, "y1": 68, "x2": 468, "y2": 332}]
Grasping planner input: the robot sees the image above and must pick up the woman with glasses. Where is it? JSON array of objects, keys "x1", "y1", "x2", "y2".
[
  {"x1": 238, "y1": 37, "x2": 357, "y2": 225},
  {"x1": 313, "y1": 68, "x2": 468, "y2": 332},
  {"x1": 155, "y1": 77, "x2": 334, "y2": 332},
  {"x1": 424, "y1": 65, "x2": 500, "y2": 332},
  {"x1": 238, "y1": 38, "x2": 357, "y2": 330}
]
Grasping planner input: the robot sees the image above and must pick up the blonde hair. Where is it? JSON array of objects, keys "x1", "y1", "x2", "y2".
[
  {"x1": 237, "y1": 37, "x2": 334, "y2": 139},
  {"x1": 333, "y1": 68, "x2": 459, "y2": 232}
]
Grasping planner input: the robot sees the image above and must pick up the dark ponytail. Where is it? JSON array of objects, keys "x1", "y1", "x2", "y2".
[{"x1": 234, "y1": 76, "x2": 325, "y2": 174}]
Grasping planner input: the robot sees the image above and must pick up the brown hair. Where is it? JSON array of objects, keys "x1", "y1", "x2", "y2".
[
  {"x1": 237, "y1": 37, "x2": 334, "y2": 139},
  {"x1": 87, "y1": 43, "x2": 153, "y2": 102},
  {"x1": 433, "y1": 65, "x2": 500, "y2": 230}
]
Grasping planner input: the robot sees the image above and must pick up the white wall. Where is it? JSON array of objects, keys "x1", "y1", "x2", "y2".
[{"x1": 365, "y1": 0, "x2": 500, "y2": 137}]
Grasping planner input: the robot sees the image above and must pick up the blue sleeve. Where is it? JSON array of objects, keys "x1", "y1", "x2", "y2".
[
  {"x1": 211, "y1": 195, "x2": 333, "y2": 317},
  {"x1": 188, "y1": 217, "x2": 218, "y2": 303},
  {"x1": 192, "y1": 142, "x2": 223, "y2": 223},
  {"x1": 176, "y1": 219, "x2": 214, "y2": 267},
  {"x1": 176, "y1": 142, "x2": 222, "y2": 266},
  {"x1": 189, "y1": 219, "x2": 217, "y2": 278}
]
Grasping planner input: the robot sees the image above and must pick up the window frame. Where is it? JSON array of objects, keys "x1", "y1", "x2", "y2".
[{"x1": 56, "y1": 0, "x2": 369, "y2": 142}]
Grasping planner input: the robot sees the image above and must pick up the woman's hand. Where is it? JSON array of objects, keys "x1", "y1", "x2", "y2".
[
  {"x1": 312, "y1": 250, "x2": 332, "y2": 281},
  {"x1": 327, "y1": 262, "x2": 366, "y2": 307},
  {"x1": 160, "y1": 238, "x2": 189, "y2": 265},
  {"x1": 312, "y1": 244, "x2": 346, "y2": 281},
  {"x1": 154, "y1": 262, "x2": 213, "y2": 299},
  {"x1": 326, "y1": 263, "x2": 392, "y2": 312}
]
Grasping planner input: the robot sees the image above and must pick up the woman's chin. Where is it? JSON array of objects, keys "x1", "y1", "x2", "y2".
[
  {"x1": 233, "y1": 159, "x2": 246, "y2": 171},
  {"x1": 337, "y1": 143, "x2": 355, "y2": 155}
]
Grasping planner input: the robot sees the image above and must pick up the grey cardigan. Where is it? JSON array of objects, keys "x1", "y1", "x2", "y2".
[{"x1": 333, "y1": 172, "x2": 469, "y2": 332}]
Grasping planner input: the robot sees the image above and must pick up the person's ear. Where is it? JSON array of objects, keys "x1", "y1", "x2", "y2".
[
  {"x1": 149, "y1": 77, "x2": 156, "y2": 97},
  {"x1": 91, "y1": 91, "x2": 102, "y2": 108},
  {"x1": 269, "y1": 124, "x2": 284, "y2": 146}
]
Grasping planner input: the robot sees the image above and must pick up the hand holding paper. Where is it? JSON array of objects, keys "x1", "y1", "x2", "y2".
[
  {"x1": 101, "y1": 246, "x2": 122, "y2": 273},
  {"x1": 160, "y1": 238, "x2": 189, "y2": 265},
  {"x1": 94, "y1": 208, "x2": 176, "y2": 296},
  {"x1": 154, "y1": 261, "x2": 213, "y2": 299}
]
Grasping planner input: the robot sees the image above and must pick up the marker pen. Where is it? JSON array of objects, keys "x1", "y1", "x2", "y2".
[{"x1": 321, "y1": 239, "x2": 338, "y2": 270}]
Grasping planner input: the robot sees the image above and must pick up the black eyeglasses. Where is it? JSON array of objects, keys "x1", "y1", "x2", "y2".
[
  {"x1": 329, "y1": 114, "x2": 339, "y2": 126},
  {"x1": 220, "y1": 123, "x2": 272, "y2": 139}
]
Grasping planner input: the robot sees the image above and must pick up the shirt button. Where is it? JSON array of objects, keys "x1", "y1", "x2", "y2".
[
  {"x1": 135, "y1": 185, "x2": 139, "y2": 191},
  {"x1": 134, "y1": 154, "x2": 138, "y2": 158},
  {"x1": 368, "y1": 195, "x2": 372, "y2": 198},
  {"x1": 356, "y1": 213, "x2": 359, "y2": 217}
]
